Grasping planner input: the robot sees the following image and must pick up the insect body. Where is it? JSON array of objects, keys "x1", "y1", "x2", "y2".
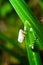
[{"x1": 18, "y1": 29, "x2": 25, "y2": 43}]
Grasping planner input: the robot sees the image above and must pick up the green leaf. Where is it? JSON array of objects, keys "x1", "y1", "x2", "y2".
[
  {"x1": 9, "y1": 0, "x2": 43, "y2": 65},
  {"x1": 25, "y1": 26, "x2": 42, "y2": 65},
  {"x1": 9, "y1": 0, "x2": 43, "y2": 49}
]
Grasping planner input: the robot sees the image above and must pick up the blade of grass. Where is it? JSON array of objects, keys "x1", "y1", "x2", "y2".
[
  {"x1": 9, "y1": 0, "x2": 43, "y2": 48},
  {"x1": 25, "y1": 27, "x2": 42, "y2": 65},
  {"x1": 9, "y1": 0, "x2": 43, "y2": 65}
]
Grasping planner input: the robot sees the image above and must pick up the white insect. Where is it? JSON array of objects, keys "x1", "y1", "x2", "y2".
[{"x1": 18, "y1": 29, "x2": 25, "y2": 43}]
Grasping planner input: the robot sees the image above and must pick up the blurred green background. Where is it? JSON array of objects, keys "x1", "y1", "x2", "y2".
[{"x1": 0, "y1": 0, "x2": 43, "y2": 65}]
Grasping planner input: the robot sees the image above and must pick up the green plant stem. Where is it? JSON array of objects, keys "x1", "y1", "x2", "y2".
[
  {"x1": 9, "y1": 0, "x2": 43, "y2": 48},
  {"x1": 9, "y1": 0, "x2": 43, "y2": 65},
  {"x1": 25, "y1": 27, "x2": 42, "y2": 65}
]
